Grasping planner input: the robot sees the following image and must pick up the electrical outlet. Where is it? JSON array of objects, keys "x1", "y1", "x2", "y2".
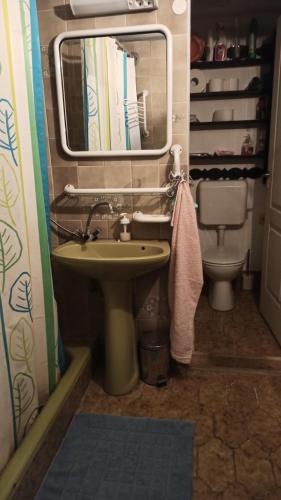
[{"x1": 128, "y1": 0, "x2": 158, "y2": 11}]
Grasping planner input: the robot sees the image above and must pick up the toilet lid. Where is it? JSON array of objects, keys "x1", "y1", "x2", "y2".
[{"x1": 203, "y1": 246, "x2": 246, "y2": 265}]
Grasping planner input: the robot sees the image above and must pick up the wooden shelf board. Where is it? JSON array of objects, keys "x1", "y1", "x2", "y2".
[
  {"x1": 190, "y1": 90, "x2": 268, "y2": 101},
  {"x1": 189, "y1": 155, "x2": 265, "y2": 165},
  {"x1": 190, "y1": 120, "x2": 266, "y2": 130},
  {"x1": 191, "y1": 58, "x2": 271, "y2": 69}
]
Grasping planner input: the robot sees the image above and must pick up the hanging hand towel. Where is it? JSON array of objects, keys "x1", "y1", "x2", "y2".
[{"x1": 168, "y1": 180, "x2": 203, "y2": 364}]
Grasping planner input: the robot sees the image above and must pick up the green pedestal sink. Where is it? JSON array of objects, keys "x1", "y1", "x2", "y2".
[{"x1": 52, "y1": 240, "x2": 170, "y2": 395}]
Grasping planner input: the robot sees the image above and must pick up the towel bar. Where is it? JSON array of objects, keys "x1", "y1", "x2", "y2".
[
  {"x1": 64, "y1": 184, "x2": 169, "y2": 195},
  {"x1": 63, "y1": 184, "x2": 198, "y2": 208}
]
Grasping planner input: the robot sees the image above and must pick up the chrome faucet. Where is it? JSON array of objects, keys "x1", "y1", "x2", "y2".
[
  {"x1": 79, "y1": 201, "x2": 114, "y2": 242},
  {"x1": 50, "y1": 202, "x2": 114, "y2": 244}
]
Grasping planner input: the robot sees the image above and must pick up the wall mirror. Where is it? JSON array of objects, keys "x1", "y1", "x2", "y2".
[{"x1": 54, "y1": 25, "x2": 172, "y2": 157}]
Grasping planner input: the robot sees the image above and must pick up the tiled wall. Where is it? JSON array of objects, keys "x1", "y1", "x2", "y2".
[
  {"x1": 124, "y1": 38, "x2": 168, "y2": 149},
  {"x1": 37, "y1": 0, "x2": 189, "y2": 346}
]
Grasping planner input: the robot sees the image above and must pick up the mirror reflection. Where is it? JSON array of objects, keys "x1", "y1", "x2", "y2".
[{"x1": 60, "y1": 32, "x2": 167, "y2": 152}]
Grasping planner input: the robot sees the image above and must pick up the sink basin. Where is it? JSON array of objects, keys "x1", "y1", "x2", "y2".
[
  {"x1": 52, "y1": 240, "x2": 170, "y2": 396},
  {"x1": 52, "y1": 240, "x2": 170, "y2": 280}
]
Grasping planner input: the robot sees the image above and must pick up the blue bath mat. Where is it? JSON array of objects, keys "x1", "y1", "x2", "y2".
[{"x1": 36, "y1": 413, "x2": 194, "y2": 500}]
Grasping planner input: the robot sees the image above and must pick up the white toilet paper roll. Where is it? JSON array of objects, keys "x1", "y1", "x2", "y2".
[
  {"x1": 208, "y1": 78, "x2": 223, "y2": 92},
  {"x1": 223, "y1": 78, "x2": 239, "y2": 91},
  {"x1": 190, "y1": 69, "x2": 207, "y2": 93},
  {"x1": 212, "y1": 109, "x2": 234, "y2": 121}
]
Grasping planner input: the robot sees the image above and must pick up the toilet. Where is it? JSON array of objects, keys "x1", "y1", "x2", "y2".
[{"x1": 198, "y1": 180, "x2": 248, "y2": 311}]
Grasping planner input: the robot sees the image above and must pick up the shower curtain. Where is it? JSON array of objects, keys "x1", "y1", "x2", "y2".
[
  {"x1": 0, "y1": 0, "x2": 61, "y2": 472},
  {"x1": 81, "y1": 37, "x2": 141, "y2": 151}
]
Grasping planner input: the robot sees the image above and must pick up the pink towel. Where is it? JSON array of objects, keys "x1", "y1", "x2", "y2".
[{"x1": 168, "y1": 180, "x2": 203, "y2": 364}]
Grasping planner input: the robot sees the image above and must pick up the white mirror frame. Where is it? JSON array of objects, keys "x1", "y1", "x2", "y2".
[{"x1": 54, "y1": 24, "x2": 173, "y2": 158}]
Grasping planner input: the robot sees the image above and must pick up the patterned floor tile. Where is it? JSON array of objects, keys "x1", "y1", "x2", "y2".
[{"x1": 77, "y1": 290, "x2": 281, "y2": 498}]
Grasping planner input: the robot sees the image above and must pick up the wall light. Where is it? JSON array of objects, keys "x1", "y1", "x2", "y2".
[{"x1": 70, "y1": 0, "x2": 159, "y2": 18}]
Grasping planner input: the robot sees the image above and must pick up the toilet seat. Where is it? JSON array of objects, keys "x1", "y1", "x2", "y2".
[{"x1": 202, "y1": 246, "x2": 245, "y2": 266}]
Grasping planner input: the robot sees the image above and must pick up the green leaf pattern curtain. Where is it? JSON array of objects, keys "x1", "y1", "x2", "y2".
[
  {"x1": 81, "y1": 37, "x2": 141, "y2": 151},
  {"x1": 0, "y1": 0, "x2": 60, "y2": 472}
]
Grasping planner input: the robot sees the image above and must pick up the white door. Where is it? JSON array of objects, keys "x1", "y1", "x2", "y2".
[{"x1": 260, "y1": 16, "x2": 281, "y2": 341}]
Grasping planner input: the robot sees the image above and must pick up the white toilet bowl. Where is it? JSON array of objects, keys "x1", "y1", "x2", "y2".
[
  {"x1": 198, "y1": 180, "x2": 248, "y2": 311},
  {"x1": 203, "y1": 246, "x2": 245, "y2": 311}
]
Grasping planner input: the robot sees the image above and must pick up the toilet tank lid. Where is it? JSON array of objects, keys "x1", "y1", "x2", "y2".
[{"x1": 203, "y1": 246, "x2": 246, "y2": 265}]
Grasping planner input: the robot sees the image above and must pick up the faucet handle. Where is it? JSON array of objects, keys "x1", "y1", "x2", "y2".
[
  {"x1": 89, "y1": 227, "x2": 102, "y2": 241},
  {"x1": 73, "y1": 229, "x2": 88, "y2": 242}
]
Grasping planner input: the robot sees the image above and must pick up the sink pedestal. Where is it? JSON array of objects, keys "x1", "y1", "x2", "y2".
[
  {"x1": 52, "y1": 240, "x2": 170, "y2": 396},
  {"x1": 101, "y1": 280, "x2": 139, "y2": 395}
]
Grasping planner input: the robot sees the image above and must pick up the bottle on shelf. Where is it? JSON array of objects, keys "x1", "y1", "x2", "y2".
[
  {"x1": 256, "y1": 97, "x2": 266, "y2": 120},
  {"x1": 205, "y1": 30, "x2": 214, "y2": 62},
  {"x1": 233, "y1": 17, "x2": 240, "y2": 60},
  {"x1": 241, "y1": 133, "x2": 254, "y2": 156},
  {"x1": 256, "y1": 130, "x2": 266, "y2": 154},
  {"x1": 248, "y1": 18, "x2": 258, "y2": 59},
  {"x1": 214, "y1": 23, "x2": 227, "y2": 62}
]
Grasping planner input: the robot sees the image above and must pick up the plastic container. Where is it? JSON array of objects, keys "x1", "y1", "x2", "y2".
[{"x1": 139, "y1": 332, "x2": 170, "y2": 387}]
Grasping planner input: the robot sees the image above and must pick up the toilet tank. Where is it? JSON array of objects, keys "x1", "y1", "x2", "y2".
[{"x1": 198, "y1": 180, "x2": 247, "y2": 226}]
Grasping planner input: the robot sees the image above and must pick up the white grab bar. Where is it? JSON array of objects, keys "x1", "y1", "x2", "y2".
[
  {"x1": 170, "y1": 144, "x2": 183, "y2": 177},
  {"x1": 64, "y1": 184, "x2": 169, "y2": 195},
  {"x1": 133, "y1": 211, "x2": 171, "y2": 223},
  {"x1": 63, "y1": 144, "x2": 187, "y2": 196}
]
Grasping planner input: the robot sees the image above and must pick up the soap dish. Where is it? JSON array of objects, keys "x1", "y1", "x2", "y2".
[{"x1": 133, "y1": 211, "x2": 171, "y2": 223}]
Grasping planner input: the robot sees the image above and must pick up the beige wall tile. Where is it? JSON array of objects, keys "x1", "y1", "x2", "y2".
[
  {"x1": 47, "y1": 167, "x2": 54, "y2": 197},
  {"x1": 132, "y1": 164, "x2": 159, "y2": 188},
  {"x1": 173, "y1": 70, "x2": 187, "y2": 102},
  {"x1": 172, "y1": 102, "x2": 187, "y2": 134},
  {"x1": 150, "y1": 40, "x2": 166, "y2": 58},
  {"x1": 49, "y1": 139, "x2": 78, "y2": 166},
  {"x1": 41, "y1": 45, "x2": 55, "y2": 79},
  {"x1": 38, "y1": 10, "x2": 66, "y2": 45},
  {"x1": 135, "y1": 57, "x2": 151, "y2": 77},
  {"x1": 107, "y1": 219, "x2": 122, "y2": 240},
  {"x1": 104, "y1": 158, "x2": 131, "y2": 167},
  {"x1": 132, "y1": 157, "x2": 159, "y2": 167},
  {"x1": 151, "y1": 76, "x2": 166, "y2": 93},
  {"x1": 136, "y1": 76, "x2": 152, "y2": 93},
  {"x1": 66, "y1": 17, "x2": 96, "y2": 30},
  {"x1": 104, "y1": 164, "x2": 132, "y2": 188},
  {"x1": 125, "y1": 11, "x2": 157, "y2": 26},
  {"x1": 37, "y1": 0, "x2": 65, "y2": 11},
  {"x1": 156, "y1": 0, "x2": 187, "y2": 34},
  {"x1": 159, "y1": 151, "x2": 172, "y2": 166},
  {"x1": 56, "y1": 219, "x2": 83, "y2": 244},
  {"x1": 46, "y1": 108, "x2": 60, "y2": 139},
  {"x1": 95, "y1": 15, "x2": 126, "y2": 28},
  {"x1": 173, "y1": 35, "x2": 188, "y2": 71},
  {"x1": 78, "y1": 159, "x2": 105, "y2": 167},
  {"x1": 77, "y1": 166, "x2": 105, "y2": 188},
  {"x1": 150, "y1": 58, "x2": 166, "y2": 76},
  {"x1": 159, "y1": 163, "x2": 171, "y2": 185},
  {"x1": 46, "y1": 131, "x2": 51, "y2": 166},
  {"x1": 53, "y1": 166, "x2": 78, "y2": 194},
  {"x1": 43, "y1": 77, "x2": 57, "y2": 110},
  {"x1": 130, "y1": 40, "x2": 151, "y2": 58},
  {"x1": 53, "y1": 196, "x2": 88, "y2": 221},
  {"x1": 133, "y1": 194, "x2": 162, "y2": 214},
  {"x1": 131, "y1": 220, "x2": 160, "y2": 239},
  {"x1": 160, "y1": 221, "x2": 173, "y2": 240}
]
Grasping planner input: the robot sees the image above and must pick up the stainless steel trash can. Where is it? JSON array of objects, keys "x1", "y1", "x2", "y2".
[{"x1": 139, "y1": 332, "x2": 170, "y2": 386}]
